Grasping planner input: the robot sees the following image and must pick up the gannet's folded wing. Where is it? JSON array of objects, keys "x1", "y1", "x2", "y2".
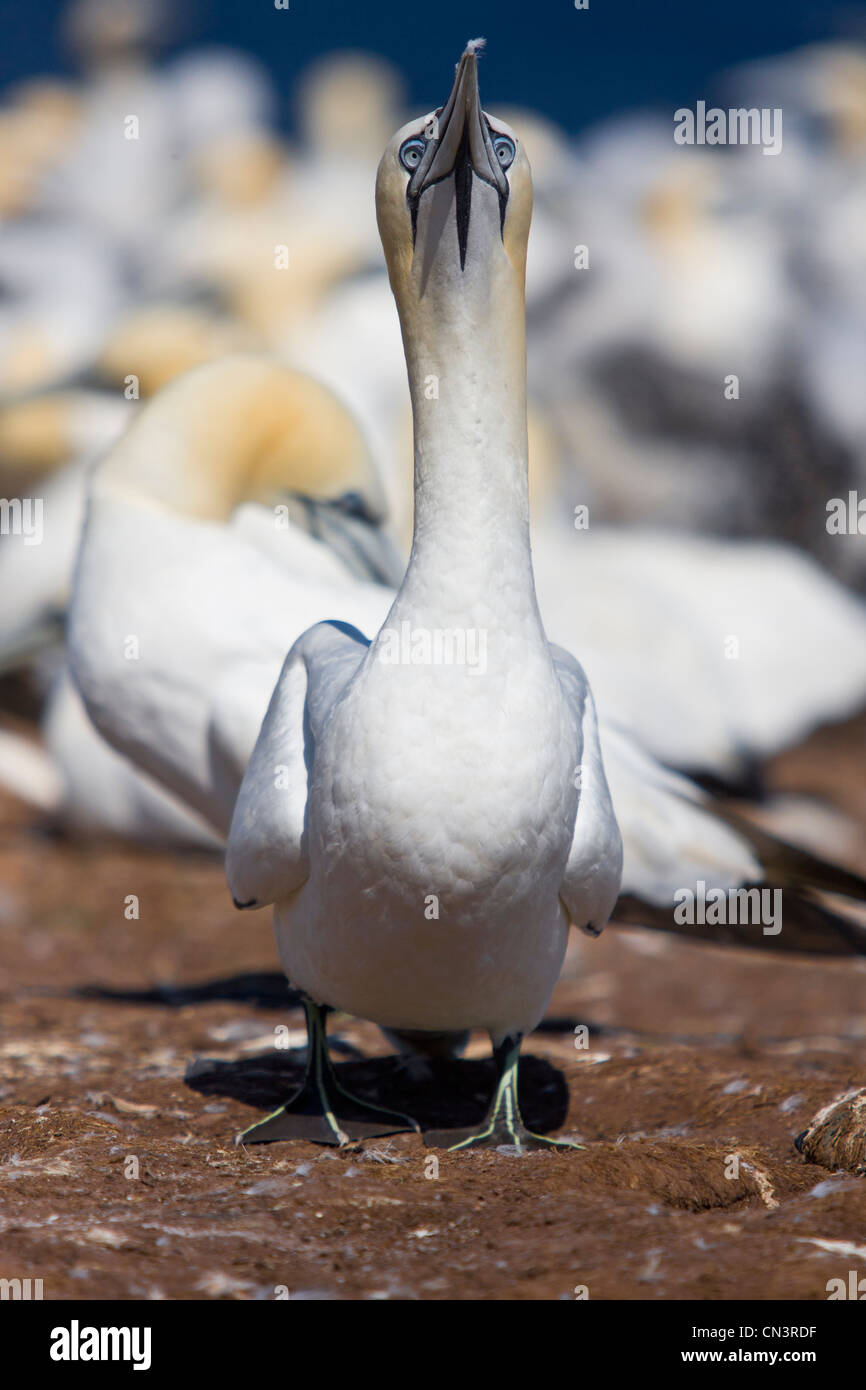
[
  {"x1": 225, "y1": 646, "x2": 311, "y2": 910},
  {"x1": 207, "y1": 656, "x2": 284, "y2": 833},
  {"x1": 600, "y1": 720, "x2": 866, "y2": 956},
  {"x1": 551, "y1": 645, "x2": 623, "y2": 936},
  {"x1": 599, "y1": 719, "x2": 761, "y2": 906}
]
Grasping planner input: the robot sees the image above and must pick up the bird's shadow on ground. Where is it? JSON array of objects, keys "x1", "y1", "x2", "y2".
[
  {"x1": 75, "y1": 972, "x2": 300, "y2": 1010},
  {"x1": 185, "y1": 1049, "x2": 570, "y2": 1134},
  {"x1": 72, "y1": 969, "x2": 570, "y2": 1133}
]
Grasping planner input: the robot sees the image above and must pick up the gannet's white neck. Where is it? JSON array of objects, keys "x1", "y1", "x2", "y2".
[
  {"x1": 402, "y1": 270, "x2": 532, "y2": 611},
  {"x1": 372, "y1": 43, "x2": 539, "y2": 631}
]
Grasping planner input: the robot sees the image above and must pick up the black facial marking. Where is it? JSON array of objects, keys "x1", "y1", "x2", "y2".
[
  {"x1": 454, "y1": 126, "x2": 473, "y2": 271},
  {"x1": 405, "y1": 113, "x2": 511, "y2": 267},
  {"x1": 409, "y1": 190, "x2": 419, "y2": 245},
  {"x1": 334, "y1": 489, "x2": 377, "y2": 523}
]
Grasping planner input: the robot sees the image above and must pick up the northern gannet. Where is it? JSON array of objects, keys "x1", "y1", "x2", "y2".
[
  {"x1": 0, "y1": 81, "x2": 81, "y2": 219},
  {"x1": 95, "y1": 305, "x2": 258, "y2": 398},
  {"x1": 68, "y1": 356, "x2": 404, "y2": 836},
  {"x1": 0, "y1": 360, "x2": 399, "y2": 844},
  {"x1": 224, "y1": 41, "x2": 624, "y2": 1151},
  {"x1": 0, "y1": 224, "x2": 124, "y2": 397},
  {"x1": 0, "y1": 389, "x2": 133, "y2": 676},
  {"x1": 149, "y1": 56, "x2": 402, "y2": 354}
]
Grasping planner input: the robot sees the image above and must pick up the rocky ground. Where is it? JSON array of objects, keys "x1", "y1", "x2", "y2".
[{"x1": 0, "y1": 723, "x2": 864, "y2": 1302}]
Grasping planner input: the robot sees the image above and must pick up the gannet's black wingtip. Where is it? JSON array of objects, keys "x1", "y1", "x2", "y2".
[{"x1": 232, "y1": 895, "x2": 258, "y2": 910}]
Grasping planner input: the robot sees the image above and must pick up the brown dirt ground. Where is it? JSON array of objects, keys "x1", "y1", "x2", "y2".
[{"x1": 0, "y1": 724, "x2": 865, "y2": 1302}]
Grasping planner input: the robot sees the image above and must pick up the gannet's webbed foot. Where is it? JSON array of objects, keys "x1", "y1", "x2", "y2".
[
  {"x1": 236, "y1": 996, "x2": 420, "y2": 1146},
  {"x1": 424, "y1": 1034, "x2": 583, "y2": 1153}
]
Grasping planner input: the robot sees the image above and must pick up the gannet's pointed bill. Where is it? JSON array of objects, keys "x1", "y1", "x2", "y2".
[
  {"x1": 378, "y1": 41, "x2": 522, "y2": 276},
  {"x1": 405, "y1": 42, "x2": 510, "y2": 267}
]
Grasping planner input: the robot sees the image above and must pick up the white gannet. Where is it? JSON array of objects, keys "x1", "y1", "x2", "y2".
[
  {"x1": 150, "y1": 55, "x2": 403, "y2": 355},
  {"x1": 0, "y1": 385, "x2": 222, "y2": 844},
  {"x1": 0, "y1": 390, "x2": 132, "y2": 671},
  {"x1": 530, "y1": 521, "x2": 866, "y2": 784},
  {"x1": 67, "y1": 356, "x2": 404, "y2": 834},
  {"x1": 225, "y1": 42, "x2": 623, "y2": 1150},
  {"x1": 0, "y1": 80, "x2": 81, "y2": 220},
  {"x1": 94, "y1": 304, "x2": 259, "y2": 398},
  {"x1": 0, "y1": 223, "x2": 124, "y2": 397},
  {"x1": 10, "y1": 357, "x2": 396, "y2": 844}
]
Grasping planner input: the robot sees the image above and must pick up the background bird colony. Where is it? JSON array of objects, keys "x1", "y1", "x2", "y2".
[{"x1": 0, "y1": 0, "x2": 865, "y2": 1304}]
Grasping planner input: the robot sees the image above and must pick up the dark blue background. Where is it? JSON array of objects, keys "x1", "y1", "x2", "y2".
[{"x1": 3, "y1": 0, "x2": 864, "y2": 133}]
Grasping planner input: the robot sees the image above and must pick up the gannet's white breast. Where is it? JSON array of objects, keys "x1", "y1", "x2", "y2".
[{"x1": 273, "y1": 618, "x2": 583, "y2": 1039}]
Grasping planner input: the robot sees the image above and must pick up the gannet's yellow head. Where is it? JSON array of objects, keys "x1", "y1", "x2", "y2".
[
  {"x1": 376, "y1": 40, "x2": 533, "y2": 318},
  {"x1": 97, "y1": 356, "x2": 404, "y2": 583}
]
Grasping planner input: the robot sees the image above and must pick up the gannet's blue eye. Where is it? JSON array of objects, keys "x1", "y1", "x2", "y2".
[
  {"x1": 493, "y1": 135, "x2": 516, "y2": 170},
  {"x1": 399, "y1": 137, "x2": 427, "y2": 171}
]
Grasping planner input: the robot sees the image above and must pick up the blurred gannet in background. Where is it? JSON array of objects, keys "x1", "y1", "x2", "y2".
[
  {"x1": 0, "y1": 80, "x2": 81, "y2": 219},
  {"x1": 0, "y1": 390, "x2": 132, "y2": 661},
  {"x1": 0, "y1": 386, "x2": 205, "y2": 841},
  {"x1": 152, "y1": 52, "x2": 405, "y2": 349},
  {"x1": 522, "y1": 44, "x2": 866, "y2": 583},
  {"x1": 0, "y1": 225, "x2": 125, "y2": 397},
  {"x1": 94, "y1": 304, "x2": 259, "y2": 397},
  {"x1": 0, "y1": 299, "x2": 260, "y2": 692},
  {"x1": 531, "y1": 521, "x2": 866, "y2": 784},
  {"x1": 0, "y1": 388, "x2": 130, "y2": 494},
  {"x1": 38, "y1": 0, "x2": 280, "y2": 298},
  {"x1": 524, "y1": 119, "x2": 849, "y2": 544},
  {"x1": 67, "y1": 356, "x2": 404, "y2": 820},
  {"x1": 44, "y1": 0, "x2": 185, "y2": 271},
  {"x1": 1, "y1": 360, "x2": 401, "y2": 842},
  {"x1": 290, "y1": 50, "x2": 407, "y2": 263},
  {"x1": 725, "y1": 43, "x2": 866, "y2": 588}
]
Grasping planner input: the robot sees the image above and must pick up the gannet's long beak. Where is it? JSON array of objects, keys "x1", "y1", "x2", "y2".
[
  {"x1": 407, "y1": 41, "x2": 508, "y2": 267},
  {"x1": 286, "y1": 495, "x2": 406, "y2": 587}
]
